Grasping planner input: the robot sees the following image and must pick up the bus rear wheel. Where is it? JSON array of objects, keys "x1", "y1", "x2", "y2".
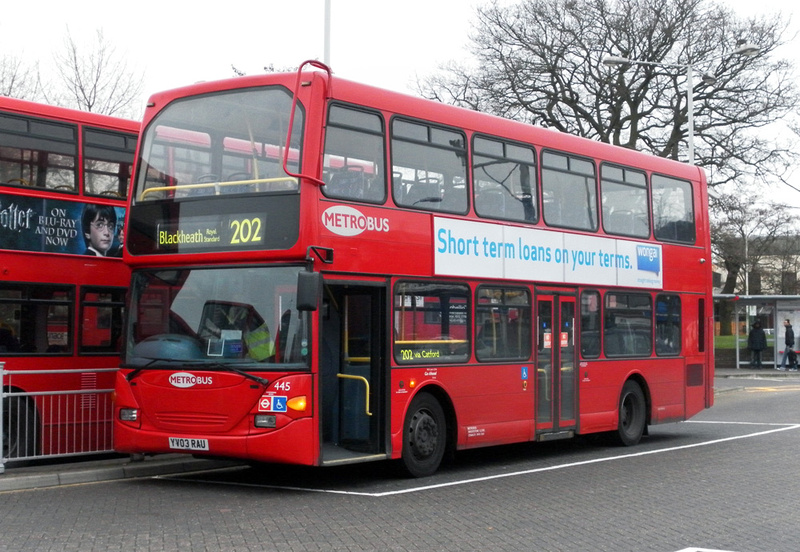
[
  {"x1": 401, "y1": 393, "x2": 446, "y2": 478},
  {"x1": 614, "y1": 380, "x2": 646, "y2": 446}
]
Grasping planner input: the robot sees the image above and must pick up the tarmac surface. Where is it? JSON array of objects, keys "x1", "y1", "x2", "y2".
[{"x1": 1, "y1": 365, "x2": 797, "y2": 493}]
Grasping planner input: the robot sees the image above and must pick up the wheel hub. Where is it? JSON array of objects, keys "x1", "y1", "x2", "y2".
[{"x1": 409, "y1": 410, "x2": 439, "y2": 458}]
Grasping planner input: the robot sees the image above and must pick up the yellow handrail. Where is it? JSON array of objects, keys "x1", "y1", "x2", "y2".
[
  {"x1": 337, "y1": 374, "x2": 372, "y2": 416},
  {"x1": 139, "y1": 176, "x2": 298, "y2": 200}
]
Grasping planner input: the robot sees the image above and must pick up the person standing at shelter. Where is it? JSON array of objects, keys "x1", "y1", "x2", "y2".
[
  {"x1": 778, "y1": 318, "x2": 796, "y2": 371},
  {"x1": 748, "y1": 321, "x2": 767, "y2": 369}
]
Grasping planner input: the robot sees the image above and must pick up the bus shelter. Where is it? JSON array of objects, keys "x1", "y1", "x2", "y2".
[{"x1": 715, "y1": 295, "x2": 800, "y2": 369}]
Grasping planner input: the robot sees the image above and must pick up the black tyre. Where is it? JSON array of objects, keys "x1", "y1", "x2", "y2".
[
  {"x1": 2, "y1": 396, "x2": 38, "y2": 460},
  {"x1": 614, "y1": 380, "x2": 646, "y2": 446},
  {"x1": 401, "y1": 393, "x2": 446, "y2": 477}
]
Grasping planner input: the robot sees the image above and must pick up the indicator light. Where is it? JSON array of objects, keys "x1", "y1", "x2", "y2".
[
  {"x1": 287, "y1": 395, "x2": 307, "y2": 412},
  {"x1": 409, "y1": 379, "x2": 417, "y2": 389}
]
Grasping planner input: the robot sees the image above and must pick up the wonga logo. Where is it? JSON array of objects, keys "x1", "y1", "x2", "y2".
[
  {"x1": 636, "y1": 245, "x2": 661, "y2": 275},
  {"x1": 169, "y1": 372, "x2": 213, "y2": 388},
  {"x1": 322, "y1": 205, "x2": 389, "y2": 237}
]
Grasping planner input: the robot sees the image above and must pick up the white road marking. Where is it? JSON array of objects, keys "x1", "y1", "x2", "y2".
[
  {"x1": 157, "y1": 421, "x2": 800, "y2": 497},
  {"x1": 675, "y1": 548, "x2": 738, "y2": 552}
]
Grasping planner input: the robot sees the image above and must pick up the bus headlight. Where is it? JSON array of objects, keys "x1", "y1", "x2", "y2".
[
  {"x1": 119, "y1": 408, "x2": 139, "y2": 422},
  {"x1": 254, "y1": 414, "x2": 277, "y2": 428}
]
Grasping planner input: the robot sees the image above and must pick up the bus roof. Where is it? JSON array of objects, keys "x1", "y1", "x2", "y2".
[
  {"x1": 141, "y1": 68, "x2": 705, "y2": 184},
  {"x1": 0, "y1": 95, "x2": 140, "y2": 133}
]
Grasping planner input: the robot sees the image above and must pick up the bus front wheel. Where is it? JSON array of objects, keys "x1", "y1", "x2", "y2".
[
  {"x1": 401, "y1": 393, "x2": 446, "y2": 478},
  {"x1": 614, "y1": 380, "x2": 646, "y2": 446}
]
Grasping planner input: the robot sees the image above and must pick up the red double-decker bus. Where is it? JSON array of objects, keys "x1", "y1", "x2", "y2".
[
  {"x1": 1, "y1": 97, "x2": 138, "y2": 462},
  {"x1": 113, "y1": 62, "x2": 713, "y2": 477}
]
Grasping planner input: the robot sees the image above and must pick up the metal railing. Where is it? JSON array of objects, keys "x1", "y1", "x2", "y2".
[{"x1": 1, "y1": 364, "x2": 117, "y2": 474}]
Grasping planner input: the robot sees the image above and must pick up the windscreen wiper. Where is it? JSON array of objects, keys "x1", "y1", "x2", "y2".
[
  {"x1": 188, "y1": 363, "x2": 270, "y2": 387},
  {"x1": 124, "y1": 357, "x2": 181, "y2": 382},
  {"x1": 125, "y1": 359, "x2": 270, "y2": 387}
]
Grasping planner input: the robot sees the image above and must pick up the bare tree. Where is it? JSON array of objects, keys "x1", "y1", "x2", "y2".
[
  {"x1": 0, "y1": 54, "x2": 40, "y2": 100},
  {"x1": 710, "y1": 192, "x2": 794, "y2": 334},
  {"x1": 418, "y1": 0, "x2": 798, "y2": 190},
  {"x1": 46, "y1": 28, "x2": 144, "y2": 118},
  {"x1": 231, "y1": 64, "x2": 296, "y2": 76},
  {"x1": 761, "y1": 236, "x2": 800, "y2": 295}
]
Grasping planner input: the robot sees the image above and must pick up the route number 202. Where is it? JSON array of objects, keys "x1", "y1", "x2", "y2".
[{"x1": 230, "y1": 217, "x2": 263, "y2": 244}]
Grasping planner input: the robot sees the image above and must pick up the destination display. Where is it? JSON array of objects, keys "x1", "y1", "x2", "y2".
[{"x1": 156, "y1": 212, "x2": 266, "y2": 250}]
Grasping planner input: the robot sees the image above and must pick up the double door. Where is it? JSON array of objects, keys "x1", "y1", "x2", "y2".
[{"x1": 535, "y1": 292, "x2": 577, "y2": 438}]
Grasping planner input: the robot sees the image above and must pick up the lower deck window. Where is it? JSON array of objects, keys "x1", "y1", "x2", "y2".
[
  {"x1": 0, "y1": 284, "x2": 73, "y2": 354},
  {"x1": 393, "y1": 282, "x2": 470, "y2": 364},
  {"x1": 604, "y1": 292, "x2": 652, "y2": 357},
  {"x1": 80, "y1": 287, "x2": 125, "y2": 354},
  {"x1": 475, "y1": 286, "x2": 531, "y2": 361}
]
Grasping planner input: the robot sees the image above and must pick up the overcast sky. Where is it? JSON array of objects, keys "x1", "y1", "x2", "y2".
[
  {"x1": 0, "y1": 0, "x2": 478, "y2": 106},
  {"x1": 2, "y1": 0, "x2": 799, "y2": 197},
  {"x1": 1, "y1": 0, "x2": 795, "y2": 105}
]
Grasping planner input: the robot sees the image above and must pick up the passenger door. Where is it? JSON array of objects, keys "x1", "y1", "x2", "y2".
[
  {"x1": 320, "y1": 283, "x2": 386, "y2": 464},
  {"x1": 535, "y1": 291, "x2": 578, "y2": 439}
]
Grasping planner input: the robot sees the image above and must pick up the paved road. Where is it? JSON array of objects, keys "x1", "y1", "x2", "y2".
[{"x1": 1, "y1": 370, "x2": 799, "y2": 551}]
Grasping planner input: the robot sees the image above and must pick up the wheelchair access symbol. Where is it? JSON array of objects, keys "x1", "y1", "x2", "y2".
[{"x1": 258, "y1": 395, "x2": 287, "y2": 412}]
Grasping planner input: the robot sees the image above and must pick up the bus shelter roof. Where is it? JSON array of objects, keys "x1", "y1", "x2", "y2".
[{"x1": 715, "y1": 294, "x2": 800, "y2": 307}]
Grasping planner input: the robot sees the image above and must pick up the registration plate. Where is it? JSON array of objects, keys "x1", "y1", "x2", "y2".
[{"x1": 168, "y1": 437, "x2": 209, "y2": 451}]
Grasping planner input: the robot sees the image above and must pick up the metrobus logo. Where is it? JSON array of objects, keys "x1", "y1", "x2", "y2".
[
  {"x1": 322, "y1": 205, "x2": 389, "y2": 236},
  {"x1": 168, "y1": 372, "x2": 213, "y2": 388}
]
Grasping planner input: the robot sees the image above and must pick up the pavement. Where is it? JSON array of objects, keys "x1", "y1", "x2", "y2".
[
  {"x1": 1, "y1": 365, "x2": 798, "y2": 493},
  {"x1": 0, "y1": 453, "x2": 242, "y2": 492}
]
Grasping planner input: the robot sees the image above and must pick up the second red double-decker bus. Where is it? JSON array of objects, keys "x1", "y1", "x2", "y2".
[
  {"x1": 113, "y1": 62, "x2": 713, "y2": 477},
  {"x1": 1, "y1": 97, "x2": 138, "y2": 462}
]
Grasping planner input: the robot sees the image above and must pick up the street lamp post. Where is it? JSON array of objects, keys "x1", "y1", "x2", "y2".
[
  {"x1": 602, "y1": 44, "x2": 760, "y2": 164},
  {"x1": 324, "y1": 0, "x2": 331, "y2": 65}
]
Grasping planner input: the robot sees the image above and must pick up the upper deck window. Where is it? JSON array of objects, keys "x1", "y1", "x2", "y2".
[
  {"x1": 391, "y1": 119, "x2": 468, "y2": 214},
  {"x1": 84, "y1": 128, "x2": 136, "y2": 198},
  {"x1": 473, "y1": 136, "x2": 537, "y2": 223},
  {"x1": 0, "y1": 113, "x2": 77, "y2": 191},
  {"x1": 600, "y1": 164, "x2": 649, "y2": 238},
  {"x1": 322, "y1": 105, "x2": 386, "y2": 203},
  {"x1": 541, "y1": 151, "x2": 597, "y2": 231},
  {"x1": 652, "y1": 174, "x2": 695, "y2": 244},
  {"x1": 135, "y1": 87, "x2": 303, "y2": 202}
]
